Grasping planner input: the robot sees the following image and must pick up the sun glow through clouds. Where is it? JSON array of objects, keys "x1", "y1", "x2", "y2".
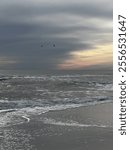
[{"x1": 58, "y1": 45, "x2": 112, "y2": 70}]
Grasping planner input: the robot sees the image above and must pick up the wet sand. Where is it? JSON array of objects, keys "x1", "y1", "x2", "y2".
[{"x1": 0, "y1": 102, "x2": 113, "y2": 150}]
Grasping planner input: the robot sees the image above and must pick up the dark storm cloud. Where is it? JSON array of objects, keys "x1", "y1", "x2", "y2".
[
  {"x1": 0, "y1": 0, "x2": 112, "y2": 20},
  {"x1": 0, "y1": 0, "x2": 112, "y2": 71}
]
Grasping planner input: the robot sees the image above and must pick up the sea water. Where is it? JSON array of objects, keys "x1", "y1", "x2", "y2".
[{"x1": 0, "y1": 72, "x2": 112, "y2": 127}]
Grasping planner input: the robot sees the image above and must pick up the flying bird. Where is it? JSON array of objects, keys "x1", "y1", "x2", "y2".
[{"x1": 40, "y1": 41, "x2": 56, "y2": 48}]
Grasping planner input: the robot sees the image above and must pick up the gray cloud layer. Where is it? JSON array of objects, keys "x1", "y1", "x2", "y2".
[{"x1": 0, "y1": 0, "x2": 112, "y2": 71}]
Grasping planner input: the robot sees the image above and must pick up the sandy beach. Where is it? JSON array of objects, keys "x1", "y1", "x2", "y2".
[{"x1": 0, "y1": 102, "x2": 113, "y2": 150}]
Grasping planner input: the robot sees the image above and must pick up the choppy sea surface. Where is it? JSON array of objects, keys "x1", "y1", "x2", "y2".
[{"x1": 0, "y1": 73, "x2": 112, "y2": 127}]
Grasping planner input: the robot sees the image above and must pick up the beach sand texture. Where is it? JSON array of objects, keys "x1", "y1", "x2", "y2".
[{"x1": 0, "y1": 102, "x2": 113, "y2": 150}]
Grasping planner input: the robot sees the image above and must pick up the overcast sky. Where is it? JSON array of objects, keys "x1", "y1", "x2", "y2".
[{"x1": 0, "y1": 0, "x2": 112, "y2": 73}]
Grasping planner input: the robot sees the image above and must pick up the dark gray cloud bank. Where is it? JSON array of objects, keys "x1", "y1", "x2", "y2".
[{"x1": 0, "y1": 0, "x2": 112, "y2": 72}]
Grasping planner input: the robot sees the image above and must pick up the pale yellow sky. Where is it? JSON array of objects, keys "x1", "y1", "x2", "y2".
[{"x1": 58, "y1": 44, "x2": 112, "y2": 70}]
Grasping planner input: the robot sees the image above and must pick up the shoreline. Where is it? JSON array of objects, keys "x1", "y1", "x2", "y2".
[
  {"x1": 0, "y1": 102, "x2": 113, "y2": 150},
  {"x1": 40, "y1": 102, "x2": 113, "y2": 127}
]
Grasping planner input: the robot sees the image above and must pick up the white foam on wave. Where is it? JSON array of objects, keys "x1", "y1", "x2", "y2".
[
  {"x1": 97, "y1": 83, "x2": 113, "y2": 91},
  {"x1": 22, "y1": 116, "x2": 30, "y2": 122},
  {"x1": 17, "y1": 103, "x2": 85, "y2": 116},
  {"x1": 11, "y1": 74, "x2": 112, "y2": 81},
  {"x1": 0, "y1": 100, "x2": 9, "y2": 103},
  {"x1": 0, "y1": 104, "x2": 83, "y2": 127},
  {"x1": 103, "y1": 84, "x2": 113, "y2": 91},
  {"x1": 0, "y1": 101, "x2": 112, "y2": 128},
  {"x1": 12, "y1": 75, "x2": 47, "y2": 79},
  {"x1": 43, "y1": 118, "x2": 111, "y2": 128},
  {"x1": 0, "y1": 108, "x2": 18, "y2": 113}
]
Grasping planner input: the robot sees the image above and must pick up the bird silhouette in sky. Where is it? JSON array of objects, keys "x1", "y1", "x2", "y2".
[{"x1": 41, "y1": 41, "x2": 56, "y2": 48}]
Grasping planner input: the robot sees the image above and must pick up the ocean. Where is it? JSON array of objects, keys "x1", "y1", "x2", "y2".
[{"x1": 0, "y1": 73, "x2": 112, "y2": 128}]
